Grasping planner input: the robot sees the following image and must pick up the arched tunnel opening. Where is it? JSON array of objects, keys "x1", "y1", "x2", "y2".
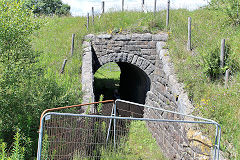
[{"x1": 94, "y1": 62, "x2": 151, "y2": 116}]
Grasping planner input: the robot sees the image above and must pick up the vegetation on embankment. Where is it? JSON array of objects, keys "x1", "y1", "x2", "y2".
[
  {"x1": 0, "y1": 1, "x2": 81, "y2": 159},
  {"x1": 1, "y1": 5, "x2": 166, "y2": 158},
  {"x1": 100, "y1": 121, "x2": 167, "y2": 160},
  {"x1": 1, "y1": 0, "x2": 240, "y2": 158},
  {"x1": 168, "y1": 8, "x2": 240, "y2": 159},
  {"x1": 94, "y1": 62, "x2": 120, "y2": 101}
]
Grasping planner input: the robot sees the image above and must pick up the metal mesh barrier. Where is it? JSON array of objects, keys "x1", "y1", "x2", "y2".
[
  {"x1": 41, "y1": 114, "x2": 110, "y2": 159},
  {"x1": 114, "y1": 100, "x2": 221, "y2": 160},
  {"x1": 37, "y1": 100, "x2": 221, "y2": 160}
]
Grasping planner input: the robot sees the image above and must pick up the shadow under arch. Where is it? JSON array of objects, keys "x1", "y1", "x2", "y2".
[
  {"x1": 117, "y1": 62, "x2": 151, "y2": 105},
  {"x1": 93, "y1": 61, "x2": 151, "y2": 104}
]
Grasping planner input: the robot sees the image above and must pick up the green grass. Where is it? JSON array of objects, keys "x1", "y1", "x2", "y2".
[
  {"x1": 168, "y1": 8, "x2": 240, "y2": 159},
  {"x1": 95, "y1": 62, "x2": 121, "y2": 80},
  {"x1": 121, "y1": 121, "x2": 167, "y2": 160},
  {"x1": 31, "y1": 12, "x2": 165, "y2": 103},
  {"x1": 92, "y1": 121, "x2": 167, "y2": 160},
  {"x1": 31, "y1": 16, "x2": 86, "y2": 102},
  {"x1": 31, "y1": 9, "x2": 240, "y2": 159},
  {"x1": 94, "y1": 63, "x2": 121, "y2": 101}
]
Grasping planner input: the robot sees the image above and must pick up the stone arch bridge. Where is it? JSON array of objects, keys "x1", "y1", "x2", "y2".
[{"x1": 81, "y1": 33, "x2": 213, "y2": 159}]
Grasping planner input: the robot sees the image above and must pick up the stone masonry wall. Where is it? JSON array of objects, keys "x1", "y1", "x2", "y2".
[{"x1": 82, "y1": 33, "x2": 213, "y2": 160}]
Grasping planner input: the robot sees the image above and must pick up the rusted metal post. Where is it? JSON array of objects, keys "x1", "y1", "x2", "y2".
[
  {"x1": 187, "y1": 17, "x2": 192, "y2": 51},
  {"x1": 71, "y1": 34, "x2": 75, "y2": 56},
  {"x1": 166, "y1": 0, "x2": 170, "y2": 28},
  {"x1": 60, "y1": 59, "x2": 67, "y2": 74},
  {"x1": 220, "y1": 39, "x2": 225, "y2": 68}
]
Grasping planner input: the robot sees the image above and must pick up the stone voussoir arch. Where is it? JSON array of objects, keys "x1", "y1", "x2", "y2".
[
  {"x1": 97, "y1": 53, "x2": 154, "y2": 76},
  {"x1": 86, "y1": 33, "x2": 168, "y2": 76},
  {"x1": 81, "y1": 33, "x2": 218, "y2": 160}
]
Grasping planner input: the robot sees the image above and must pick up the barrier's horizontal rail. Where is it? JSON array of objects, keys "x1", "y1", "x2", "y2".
[
  {"x1": 42, "y1": 112, "x2": 218, "y2": 126},
  {"x1": 116, "y1": 99, "x2": 219, "y2": 125}
]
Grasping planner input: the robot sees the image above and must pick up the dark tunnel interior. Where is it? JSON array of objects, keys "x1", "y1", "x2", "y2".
[
  {"x1": 118, "y1": 62, "x2": 150, "y2": 104},
  {"x1": 94, "y1": 62, "x2": 151, "y2": 105}
]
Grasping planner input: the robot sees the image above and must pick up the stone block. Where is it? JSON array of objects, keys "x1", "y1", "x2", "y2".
[
  {"x1": 137, "y1": 45, "x2": 150, "y2": 49},
  {"x1": 113, "y1": 34, "x2": 131, "y2": 41},
  {"x1": 93, "y1": 40, "x2": 108, "y2": 45},
  {"x1": 131, "y1": 55, "x2": 138, "y2": 64},
  {"x1": 136, "y1": 57, "x2": 144, "y2": 68},
  {"x1": 127, "y1": 54, "x2": 134, "y2": 63},
  {"x1": 122, "y1": 53, "x2": 128, "y2": 62},
  {"x1": 132, "y1": 33, "x2": 152, "y2": 41},
  {"x1": 116, "y1": 53, "x2": 123, "y2": 62},
  {"x1": 145, "y1": 64, "x2": 155, "y2": 75},
  {"x1": 114, "y1": 41, "x2": 126, "y2": 47},
  {"x1": 141, "y1": 49, "x2": 157, "y2": 56},
  {"x1": 126, "y1": 45, "x2": 141, "y2": 51},
  {"x1": 141, "y1": 59, "x2": 150, "y2": 70},
  {"x1": 156, "y1": 41, "x2": 167, "y2": 53},
  {"x1": 109, "y1": 53, "x2": 115, "y2": 62},
  {"x1": 113, "y1": 47, "x2": 121, "y2": 53},
  {"x1": 107, "y1": 44, "x2": 113, "y2": 50},
  {"x1": 96, "y1": 34, "x2": 112, "y2": 39},
  {"x1": 152, "y1": 33, "x2": 168, "y2": 41},
  {"x1": 128, "y1": 41, "x2": 148, "y2": 45},
  {"x1": 148, "y1": 41, "x2": 157, "y2": 48},
  {"x1": 119, "y1": 53, "x2": 125, "y2": 62}
]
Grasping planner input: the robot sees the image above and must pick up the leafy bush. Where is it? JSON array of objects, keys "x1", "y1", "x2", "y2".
[
  {"x1": 198, "y1": 43, "x2": 239, "y2": 80},
  {"x1": 0, "y1": 1, "x2": 79, "y2": 158}
]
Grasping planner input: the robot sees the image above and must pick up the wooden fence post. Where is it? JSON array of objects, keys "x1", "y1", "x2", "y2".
[
  {"x1": 122, "y1": 0, "x2": 124, "y2": 12},
  {"x1": 154, "y1": 0, "x2": 157, "y2": 16},
  {"x1": 60, "y1": 59, "x2": 67, "y2": 74},
  {"x1": 187, "y1": 17, "x2": 192, "y2": 51},
  {"x1": 102, "y1": 1, "x2": 105, "y2": 14},
  {"x1": 142, "y1": 0, "x2": 145, "y2": 12},
  {"x1": 71, "y1": 34, "x2": 75, "y2": 56},
  {"x1": 166, "y1": 0, "x2": 170, "y2": 28},
  {"x1": 87, "y1": 13, "x2": 89, "y2": 30},
  {"x1": 225, "y1": 69, "x2": 230, "y2": 88},
  {"x1": 92, "y1": 7, "x2": 94, "y2": 25},
  {"x1": 220, "y1": 39, "x2": 225, "y2": 68}
]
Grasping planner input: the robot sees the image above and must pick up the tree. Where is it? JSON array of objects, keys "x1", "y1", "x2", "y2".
[
  {"x1": 24, "y1": 0, "x2": 71, "y2": 16},
  {"x1": 0, "y1": 0, "x2": 74, "y2": 158}
]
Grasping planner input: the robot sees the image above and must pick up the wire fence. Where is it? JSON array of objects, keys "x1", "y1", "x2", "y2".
[{"x1": 37, "y1": 99, "x2": 221, "y2": 160}]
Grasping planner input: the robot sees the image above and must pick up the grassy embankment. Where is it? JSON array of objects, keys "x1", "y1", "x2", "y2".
[
  {"x1": 100, "y1": 121, "x2": 167, "y2": 160},
  {"x1": 168, "y1": 9, "x2": 240, "y2": 159},
  {"x1": 31, "y1": 11, "x2": 164, "y2": 99},
  {"x1": 32, "y1": 9, "x2": 240, "y2": 159},
  {"x1": 31, "y1": 11, "x2": 167, "y2": 159}
]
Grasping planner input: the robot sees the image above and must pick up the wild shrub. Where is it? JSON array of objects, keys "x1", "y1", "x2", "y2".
[
  {"x1": 0, "y1": 131, "x2": 29, "y2": 160},
  {"x1": 198, "y1": 43, "x2": 239, "y2": 80},
  {"x1": 210, "y1": 0, "x2": 240, "y2": 25},
  {"x1": 0, "y1": 0, "x2": 78, "y2": 158}
]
